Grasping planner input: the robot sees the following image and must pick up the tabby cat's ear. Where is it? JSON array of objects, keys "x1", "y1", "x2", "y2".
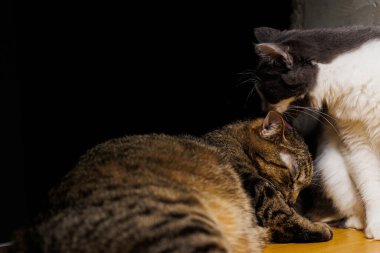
[
  {"x1": 254, "y1": 27, "x2": 280, "y2": 43},
  {"x1": 255, "y1": 43, "x2": 293, "y2": 68},
  {"x1": 261, "y1": 111, "x2": 285, "y2": 137}
]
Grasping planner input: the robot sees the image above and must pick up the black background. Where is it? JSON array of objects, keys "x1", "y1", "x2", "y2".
[{"x1": 4, "y1": 1, "x2": 292, "y2": 243}]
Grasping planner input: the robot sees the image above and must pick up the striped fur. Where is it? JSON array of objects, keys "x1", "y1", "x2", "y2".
[{"x1": 12, "y1": 112, "x2": 332, "y2": 253}]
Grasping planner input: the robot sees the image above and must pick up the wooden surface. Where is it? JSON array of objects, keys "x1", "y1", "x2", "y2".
[
  {"x1": 1, "y1": 228, "x2": 379, "y2": 252},
  {"x1": 264, "y1": 228, "x2": 380, "y2": 253}
]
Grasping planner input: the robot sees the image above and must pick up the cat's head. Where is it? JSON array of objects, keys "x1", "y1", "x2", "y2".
[
  {"x1": 249, "y1": 111, "x2": 313, "y2": 206},
  {"x1": 253, "y1": 27, "x2": 318, "y2": 113}
]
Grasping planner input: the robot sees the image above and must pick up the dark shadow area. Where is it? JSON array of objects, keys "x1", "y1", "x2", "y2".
[
  {"x1": 9, "y1": 1, "x2": 292, "y2": 242},
  {"x1": 1, "y1": 0, "x2": 25, "y2": 244}
]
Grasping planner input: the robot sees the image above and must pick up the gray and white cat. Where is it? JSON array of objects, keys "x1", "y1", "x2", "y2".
[{"x1": 253, "y1": 26, "x2": 380, "y2": 240}]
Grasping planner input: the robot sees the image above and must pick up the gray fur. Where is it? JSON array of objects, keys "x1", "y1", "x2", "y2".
[
  {"x1": 253, "y1": 26, "x2": 380, "y2": 105},
  {"x1": 255, "y1": 26, "x2": 380, "y2": 63}
]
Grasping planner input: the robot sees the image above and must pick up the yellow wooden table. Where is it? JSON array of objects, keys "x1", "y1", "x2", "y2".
[
  {"x1": 1, "y1": 228, "x2": 379, "y2": 253},
  {"x1": 264, "y1": 228, "x2": 380, "y2": 253}
]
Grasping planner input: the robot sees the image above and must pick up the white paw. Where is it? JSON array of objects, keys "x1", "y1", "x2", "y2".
[
  {"x1": 344, "y1": 216, "x2": 364, "y2": 230},
  {"x1": 365, "y1": 222, "x2": 380, "y2": 240}
]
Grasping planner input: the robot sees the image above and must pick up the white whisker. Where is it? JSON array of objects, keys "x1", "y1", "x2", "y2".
[
  {"x1": 290, "y1": 105, "x2": 337, "y2": 121},
  {"x1": 245, "y1": 86, "x2": 257, "y2": 103},
  {"x1": 287, "y1": 107, "x2": 339, "y2": 135}
]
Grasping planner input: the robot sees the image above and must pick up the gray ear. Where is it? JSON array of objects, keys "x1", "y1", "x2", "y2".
[
  {"x1": 255, "y1": 43, "x2": 293, "y2": 67},
  {"x1": 254, "y1": 27, "x2": 281, "y2": 43}
]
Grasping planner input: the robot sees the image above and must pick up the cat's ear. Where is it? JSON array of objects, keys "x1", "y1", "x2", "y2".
[
  {"x1": 261, "y1": 111, "x2": 285, "y2": 137},
  {"x1": 255, "y1": 43, "x2": 293, "y2": 67},
  {"x1": 254, "y1": 27, "x2": 280, "y2": 43}
]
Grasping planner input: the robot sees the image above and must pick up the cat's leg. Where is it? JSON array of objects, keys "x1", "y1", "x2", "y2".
[
  {"x1": 252, "y1": 178, "x2": 333, "y2": 243},
  {"x1": 342, "y1": 139, "x2": 380, "y2": 240},
  {"x1": 315, "y1": 129, "x2": 365, "y2": 229}
]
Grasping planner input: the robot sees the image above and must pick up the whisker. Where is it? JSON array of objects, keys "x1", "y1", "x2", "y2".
[
  {"x1": 283, "y1": 111, "x2": 297, "y2": 123},
  {"x1": 290, "y1": 105, "x2": 336, "y2": 121},
  {"x1": 235, "y1": 70, "x2": 262, "y2": 88},
  {"x1": 245, "y1": 86, "x2": 257, "y2": 104},
  {"x1": 287, "y1": 108, "x2": 339, "y2": 135},
  {"x1": 235, "y1": 78, "x2": 255, "y2": 88},
  {"x1": 287, "y1": 108, "x2": 327, "y2": 130},
  {"x1": 237, "y1": 71, "x2": 258, "y2": 77},
  {"x1": 282, "y1": 112, "x2": 290, "y2": 123},
  {"x1": 289, "y1": 106, "x2": 338, "y2": 133},
  {"x1": 295, "y1": 106, "x2": 338, "y2": 128}
]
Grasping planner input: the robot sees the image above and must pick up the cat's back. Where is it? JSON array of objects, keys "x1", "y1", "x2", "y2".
[
  {"x1": 47, "y1": 134, "x2": 244, "y2": 221},
  {"x1": 54, "y1": 134, "x2": 236, "y2": 198},
  {"x1": 279, "y1": 26, "x2": 380, "y2": 46},
  {"x1": 272, "y1": 26, "x2": 380, "y2": 63}
]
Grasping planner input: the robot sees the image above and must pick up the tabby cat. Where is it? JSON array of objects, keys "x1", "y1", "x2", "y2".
[
  {"x1": 253, "y1": 26, "x2": 380, "y2": 240},
  {"x1": 12, "y1": 112, "x2": 332, "y2": 253}
]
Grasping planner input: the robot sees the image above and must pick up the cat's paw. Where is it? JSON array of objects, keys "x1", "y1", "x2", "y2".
[
  {"x1": 329, "y1": 216, "x2": 364, "y2": 230},
  {"x1": 272, "y1": 222, "x2": 333, "y2": 242},
  {"x1": 365, "y1": 222, "x2": 380, "y2": 240},
  {"x1": 299, "y1": 222, "x2": 333, "y2": 242},
  {"x1": 343, "y1": 216, "x2": 364, "y2": 230},
  {"x1": 312, "y1": 222, "x2": 333, "y2": 242}
]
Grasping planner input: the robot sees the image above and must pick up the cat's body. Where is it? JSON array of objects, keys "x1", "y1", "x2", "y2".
[
  {"x1": 12, "y1": 112, "x2": 332, "y2": 253},
  {"x1": 253, "y1": 26, "x2": 380, "y2": 239}
]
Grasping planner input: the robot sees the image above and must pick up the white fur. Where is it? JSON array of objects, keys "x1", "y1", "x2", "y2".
[
  {"x1": 280, "y1": 152, "x2": 293, "y2": 169},
  {"x1": 316, "y1": 126, "x2": 365, "y2": 229},
  {"x1": 311, "y1": 39, "x2": 380, "y2": 239}
]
